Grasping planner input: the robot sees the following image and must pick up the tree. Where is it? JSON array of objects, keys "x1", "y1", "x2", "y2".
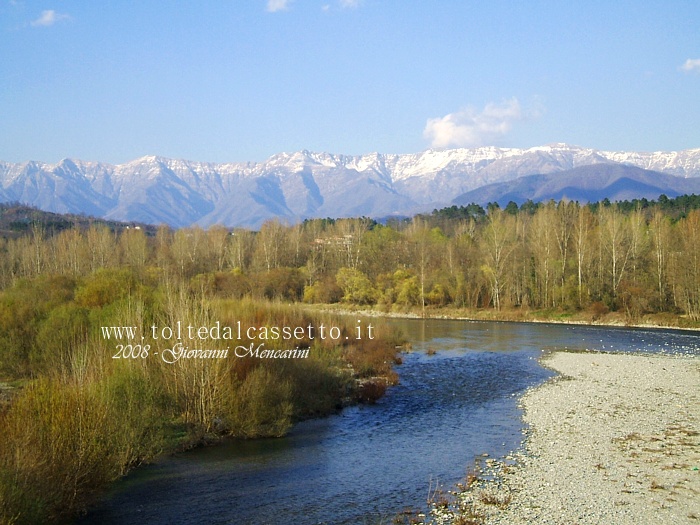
[
  {"x1": 52, "y1": 228, "x2": 89, "y2": 276},
  {"x1": 119, "y1": 228, "x2": 148, "y2": 271},
  {"x1": 649, "y1": 210, "x2": 672, "y2": 310},
  {"x1": 406, "y1": 218, "x2": 433, "y2": 317},
  {"x1": 229, "y1": 228, "x2": 255, "y2": 271},
  {"x1": 504, "y1": 201, "x2": 519, "y2": 215},
  {"x1": 206, "y1": 225, "x2": 230, "y2": 272},
  {"x1": 598, "y1": 204, "x2": 633, "y2": 303},
  {"x1": 529, "y1": 204, "x2": 557, "y2": 307},
  {"x1": 554, "y1": 201, "x2": 575, "y2": 306},
  {"x1": 254, "y1": 220, "x2": 287, "y2": 271},
  {"x1": 676, "y1": 210, "x2": 700, "y2": 319},
  {"x1": 480, "y1": 209, "x2": 516, "y2": 310},
  {"x1": 336, "y1": 267, "x2": 376, "y2": 305},
  {"x1": 573, "y1": 205, "x2": 595, "y2": 307},
  {"x1": 85, "y1": 225, "x2": 117, "y2": 272}
]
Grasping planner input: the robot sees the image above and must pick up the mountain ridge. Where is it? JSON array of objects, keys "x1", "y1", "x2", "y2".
[
  {"x1": 2, "y1": 144, "x2": 700, "y2": 227},
  {"x1": 453, "y1": 164, "x2": 700, "y2": 207}
]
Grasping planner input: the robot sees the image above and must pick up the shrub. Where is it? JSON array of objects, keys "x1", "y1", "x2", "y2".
[
  {"x1": 74, "y1": 268, "x2": 136, "y2": 308},
  {"x1": 303, "y1": 277, "x2": 343, "y2": 304},
  {"x1": 336, "y1": 267, "x2": 377, "y2": 305},
  {"x1": 590, "y1": 301, "x2": 609, "y2": 320},
  {"x1": 0, "y1": 378, "x2": 114, "y2": 523},
  {"x1": 0, "y1": 370, "x2": 171, "y2": 524},
  {"x1": 356, "y1": 378, "x2": 387, "y2": 404},
  {"x1": 224, "y1": 367, "x2": 293, "y2": 438},
  {"x1": 33, "y1": 303, "x2": 90, "y2": 374}
]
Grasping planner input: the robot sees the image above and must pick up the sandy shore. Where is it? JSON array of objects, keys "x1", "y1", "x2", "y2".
[{"x1": 426, "y1": 351, "x2": 700, "y2": 524}]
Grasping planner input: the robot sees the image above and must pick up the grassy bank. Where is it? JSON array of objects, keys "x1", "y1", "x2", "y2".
[{"x1": 0, "y1": 273, "x2": 401, "y2": 524}]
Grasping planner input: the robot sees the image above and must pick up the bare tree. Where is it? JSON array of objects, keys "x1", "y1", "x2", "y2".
[
  {"x1": 573, "y1": 205, "x2": 595, "y2": 307},
  {"x1": 649, "y1": 210, "x2": 671, "y2": 309},
  {"x1": 206, "y1": 225, "x2": 230, "y2": 272},
  {"x1": 599, "y1": 204, "x2": 633, "y2": 301},
  {"x1": 85, "y1": 225, "x2": 116, "y2": 272},
  {"x1": 529, "y1": 204, "x2": 557, "y2": 307},
  {"x1": 229, "y1": 228, "x2": 255, "y2": 271},
  {"x1": 480, "y1": 209, "x2": 516, "y2": 310},
  {"x1": 119, "y1": 228, "x2": 148, "y2": 270}
]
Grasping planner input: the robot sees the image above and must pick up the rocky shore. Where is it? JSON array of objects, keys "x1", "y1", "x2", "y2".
[{"x1": 424, "y1": 351, "x2": 700, "y2": 524}]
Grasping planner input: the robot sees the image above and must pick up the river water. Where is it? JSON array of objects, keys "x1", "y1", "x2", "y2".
[{"x1": 78, "y1": 319, "x2": 699, "y2": 524}]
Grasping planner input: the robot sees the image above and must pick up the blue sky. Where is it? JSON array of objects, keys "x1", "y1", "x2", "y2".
[{"x1": 1, "y1": 1, "x2": 699, "y2": 164}]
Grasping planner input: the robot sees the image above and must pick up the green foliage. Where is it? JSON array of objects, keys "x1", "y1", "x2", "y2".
[
  {"x1": 303, "y1": 277, "x2": 343, "y2": 304},
  {"x1": 96, "y1": 365, "x2": 172, "y2": 473},
  {"x1": 336, "y1": 267, "x2": 377, "y2": 305},
  {"x1": 279, "y1": 348, "x2": 350, "y2": 417},
  {"x1": 74, "y1": 268, "x2": 136, "y2": 308},
  {"x1": 0, "y1": 276, "x2": 76, "y2": 376},
  {"x1": 426, "y1": 283, "x2": 450, "y2": 306},
  {"x1": 504, "y1": 201, "x2": 519, "y2": 215},
  {"x1": 519, "y1": 199, "x2": 539, "y2": 214},
  {"x1": 0, "y1": 275, "x2": 395, "y2": 522},
  {"x1": 424, "y1": 203, "x2": 486, "y2": 222},
  {"x1": 33, "y1": 303, "x2": 90, "y2": 373},
  {"x1": 395, "y1": 273, "x2": 420, "y2": 307},
  {"x1": 0, "y1": 370, "x2": 171, "y2": 524}
]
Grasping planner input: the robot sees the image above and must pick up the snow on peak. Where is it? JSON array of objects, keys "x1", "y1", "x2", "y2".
[{"x1": 1, "y1": 143, "x2": 700, "y2": 228}]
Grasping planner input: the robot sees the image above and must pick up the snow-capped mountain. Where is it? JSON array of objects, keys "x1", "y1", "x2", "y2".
[{"x1": 1, "y1": 144, "x2": 699, "y2": 228}]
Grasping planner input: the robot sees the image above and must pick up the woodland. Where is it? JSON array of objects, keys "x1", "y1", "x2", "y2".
[{"x1": 0, "y1": 194, "x2": 699, "y2": 523}]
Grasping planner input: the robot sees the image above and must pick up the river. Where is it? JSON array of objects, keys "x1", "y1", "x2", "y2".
[{"x1": 77, "y1": 319, "x2": 699, "y2": 524}]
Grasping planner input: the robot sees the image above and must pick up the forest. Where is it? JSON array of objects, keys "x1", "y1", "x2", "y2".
[
  {"x1": 0, "y1": 194, "x2": 699, "y2": 523},
  {"x1": 5, "y1": 195, "x2": 696, "y2": 323}
]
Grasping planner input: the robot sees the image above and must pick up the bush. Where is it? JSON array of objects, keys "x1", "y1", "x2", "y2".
[
  {"x1": 224, "y1": 367, "x2": 293, "y2": 438},
  {"x1": 0, "y1": 378, "x2": 114, "y2": 523},
  {"x1": 74, "y1": 268, "x2": 136, "y2": 308},
  {"x1": 356, "y1": 378, "x2": 387, "y2": 404},
  {"x1": 254, "y1": 268, "x2": 306, "y2": 301},
  {"x1": 212, "y1": 270, "x2": 251, "y2": 299},
  {"x1": 0, "y1": 276, "x2": 76, "y2": 376},
  {"x1": 0, "y1": 367, "x2": 173, "y2": 524},
  {"x1": 336, "y1": 267, "x2": 377, "y2": 305},
  {"x1": 33, "y1": 303, "x2": 90, "y2": 374},
  {"x1": 590, "y1": 301, "x2": 609, "y2": 320},
  {"x1": 303, "y1": 277, "x2": 343, "y2": 304}
]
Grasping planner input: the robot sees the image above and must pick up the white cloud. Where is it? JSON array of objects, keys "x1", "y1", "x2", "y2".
[
  {"x1": 30, "y1": 9, "x2": 70, "y2": 27},
  {"x1": 680, "y1": 58, "x2": 700, "y2": 73},
  {"x1": 424, "y1": 98, "x2": 535, "y2": 149},
  {"x1": 339, "y1": 0, "x2": 361, "y2": 8},
  {"x1": 266, "y1": 0, "x2": 291, "y2": 13}
]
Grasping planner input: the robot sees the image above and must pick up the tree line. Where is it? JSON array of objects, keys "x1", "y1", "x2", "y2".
[{"x1": 2, "y1": 195, "x2": 699, "y2": 323}]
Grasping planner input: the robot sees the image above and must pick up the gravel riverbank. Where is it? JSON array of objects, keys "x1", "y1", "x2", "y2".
[
  {"x1": 490, "y1": 351, "x2": 700, "y2": 524},
  {"x1": 424, "y1": 351, "x2": 700, "y2": 524}
]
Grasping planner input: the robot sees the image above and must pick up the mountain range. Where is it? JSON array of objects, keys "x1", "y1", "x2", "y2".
[
  {"x1": 1, "y1": 143, "x2": 699, "y2": 228},
  {"x1": 453, "y1": 164, "x2": 700, "y2": 208}
]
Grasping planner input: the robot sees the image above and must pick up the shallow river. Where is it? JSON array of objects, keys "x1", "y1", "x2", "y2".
[{"x1": 78, "y1": 319, "x2": 698, "y2": 524}]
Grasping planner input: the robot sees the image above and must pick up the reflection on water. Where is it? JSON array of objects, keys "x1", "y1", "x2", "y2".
[{"x1": 78, "y1": 319, "x2": 698, "y2": 525}]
